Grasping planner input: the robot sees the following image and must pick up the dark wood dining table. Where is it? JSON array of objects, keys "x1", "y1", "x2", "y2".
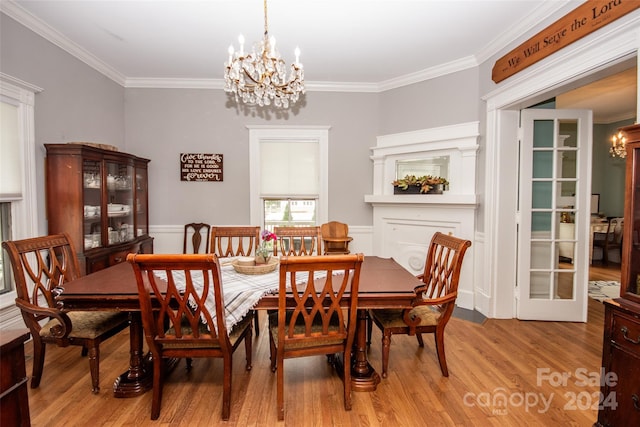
[{"x1": 57, "y1": 255, "x2": 419, "y2": 397}]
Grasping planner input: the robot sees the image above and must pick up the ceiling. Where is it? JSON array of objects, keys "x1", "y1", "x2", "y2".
[{"x1": 2, "y1": 0, "x2": 636, "y2": 122}]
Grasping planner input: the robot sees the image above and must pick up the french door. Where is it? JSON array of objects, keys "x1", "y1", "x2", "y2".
[{"x1": 517, "y1": 109, "x2": 592, "y2": 321}]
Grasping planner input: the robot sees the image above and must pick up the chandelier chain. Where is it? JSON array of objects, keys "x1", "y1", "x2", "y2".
[{"x1": 224, "y1": 0, "x2": 304, "y2": 108}]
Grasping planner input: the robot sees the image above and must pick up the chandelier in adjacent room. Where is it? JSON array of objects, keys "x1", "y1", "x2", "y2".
[
  {"x1": 609, "y1": 130, "x2": 627, "y2": 158},
  {"x1": 224, "y1": 0, "x2": 304, "y2": 108}
]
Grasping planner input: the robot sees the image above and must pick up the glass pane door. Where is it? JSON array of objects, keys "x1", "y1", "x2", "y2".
[
  {"x1": 83, "y1": 159, "x2": 102, "y2": 250},
  {"x1": 518, "y1": 109, "x2": 591, "y2": 321},
  {"x1": 106, "y1": 161, "x2": 134, "y2": 245}
]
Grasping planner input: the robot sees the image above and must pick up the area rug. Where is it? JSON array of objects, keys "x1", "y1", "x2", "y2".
[{"x1": 588, "y1": 281, "x2": 621, "y2": 302}]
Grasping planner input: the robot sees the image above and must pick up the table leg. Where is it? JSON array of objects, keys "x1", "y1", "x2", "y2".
[
  {"x1": 113, "y1": 312, "x2": 153, "y2": 398},
  {"x1": 350, "y1": 309, "x2": 381, "y2": 392}
]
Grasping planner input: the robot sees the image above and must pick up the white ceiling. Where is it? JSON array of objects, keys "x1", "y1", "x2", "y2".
[{"x1": 2, "y1": 0, "x2": 636, "y2": 122}]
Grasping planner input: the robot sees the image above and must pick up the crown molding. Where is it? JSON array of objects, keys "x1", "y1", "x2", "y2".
[
  {"x1": 1, "y1": 1, "x2": 127, "y2": 86},
  {"x1": 378, "y1": 56, "x2": 478, "y2": 92},
  {"x1": 0, "y1": 0, "x2": 595, "y2": 94}
]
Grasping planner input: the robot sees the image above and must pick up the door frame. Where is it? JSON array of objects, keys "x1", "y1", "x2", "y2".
[{"x1": 480, "y1": 15, "x2": 640, "y2": 319}]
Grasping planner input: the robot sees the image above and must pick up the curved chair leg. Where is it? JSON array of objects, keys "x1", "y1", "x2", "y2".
[
  {"x1": 366, "y1": 311, "x2": 372, "y2": 346},
  {"x1": 380, "y1": 333, "x2": 392, "y2": 379},
  {"x1": 434, "y1": 328, "x2": 449, "y2": 377},
  {"x1": 30, "y1": 339, "x2": 46, "y2": 388},
  {"x1": 416, "y1": 333, "x2": 424, "y2": 347},
  {"x1": 87, "y1": 341, "x2": 100, "y2": 393}
]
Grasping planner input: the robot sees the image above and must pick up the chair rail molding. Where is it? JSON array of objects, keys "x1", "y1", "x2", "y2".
[{"x1": 365, "y1": 122, "x2": 479, "y2": 310}]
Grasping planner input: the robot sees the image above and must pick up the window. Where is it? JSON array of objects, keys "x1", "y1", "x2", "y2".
[
  {"x1": 249, "y1": 126, "x2": 329, "y2": 229},
  {"x1": 0, "y1": 203, "x2": 11, "y2": 294},
  {"x1": 0, "y1": 77, "x2": 40, "y2": 307}
]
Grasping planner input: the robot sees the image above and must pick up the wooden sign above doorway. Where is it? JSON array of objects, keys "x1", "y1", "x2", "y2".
[{"x1": 492, "y1": 0, "x2": 639, "y2": 84}]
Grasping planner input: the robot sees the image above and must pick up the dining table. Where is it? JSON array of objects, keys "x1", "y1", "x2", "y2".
[{"x1": 57, "y1": 255, "x2": 420, "y2": 397}]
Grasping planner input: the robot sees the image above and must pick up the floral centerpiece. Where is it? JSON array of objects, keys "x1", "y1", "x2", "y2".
[
  {"x1": 255, "y1": 230, "x2": 277, "y2": 264},
  {"x1": 392, "y1": 174, "x2": 449, "y2": 194}
]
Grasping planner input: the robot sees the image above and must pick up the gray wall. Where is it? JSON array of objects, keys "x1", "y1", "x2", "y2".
[
  {"x1": 1, "y1": 14, "x2": 125, "y2": 235},
  {"x1": 2, "y1": 11, "x2": 482, "y2": 234},
  {"x1": 592, "y1": 118, "x2": 635, "y2": 217},
  {"x1": 125, "y1": 89, "x2": 380, "y2": 226}
]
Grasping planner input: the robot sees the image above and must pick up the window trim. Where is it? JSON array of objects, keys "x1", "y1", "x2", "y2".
[
  {"x1": 0, "y1": 75, "x2": 40, "y2": 309},
  {"x1": 248, "y1": 126, "x2": 329, "y2": 229}
]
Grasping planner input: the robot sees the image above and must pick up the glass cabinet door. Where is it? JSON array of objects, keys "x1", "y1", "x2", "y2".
[
  {"x1": 135, "y1": 165, "x2": 148, "y2": 237},
  {"x1": 626, "y1": 143, "x2": 640, "y2": 297},
  {"x1": 106, "y1": 161, "x2": 135, "y2": 245},
  {"x1": 83, "y1": 159, "x2": 102, "y2": 250}
]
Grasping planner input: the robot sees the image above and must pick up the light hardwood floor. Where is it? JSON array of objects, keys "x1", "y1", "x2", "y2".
[{"x1": 21, "y1": 272, "x2": 617, "y2": 427}]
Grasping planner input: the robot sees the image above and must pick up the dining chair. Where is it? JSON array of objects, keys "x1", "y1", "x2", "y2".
[
  {"x1": 368, "y1": 232, "x2": 471, "y2": 378},
  {"x1": 183, "y1": 222, "x2": 211, "y2": 254},
  {"x1": 268, "y1": 254, "x2": 364, "y2": 421},
  {"x1": 210, "y1": 226, "x2": 260, "y2": 257},
  {"x1": 210, "y1": 225, "x2": 261, "y2": 335},
  {"x1": 320, "y1": 221, "x2": 353, "y2": 255},
  {"x1": 593, "y1": 217, "x2": 624, "y2": 265},
  {"x1": 1, "y1": 233, "x2": 130, "y2": 393},
  {"x1": 127, "y1": 253, "x2": 253, "y2": 421},
  {"x1": 273, "y1": 226, "x2": 322, "y2": 256}
]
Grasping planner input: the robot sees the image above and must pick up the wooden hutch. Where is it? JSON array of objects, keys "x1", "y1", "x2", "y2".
[
  {"x1": 45, "y1": 143, "x2": 153, "y2": 274},
  {"x1": 596, "y1": 123, "x2": 640, "y2": 426}
]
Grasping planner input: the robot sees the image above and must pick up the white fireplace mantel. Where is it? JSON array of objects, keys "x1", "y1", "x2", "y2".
[{"x1": 365, "y1": 122, "x2": 479, "y2": 310}]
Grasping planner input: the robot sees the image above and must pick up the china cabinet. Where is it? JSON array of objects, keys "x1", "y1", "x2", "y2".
[
  {"x1": 596, "y1": 124, "x2": 640, "y2": 426},
  {"x1": 45, "y1": 143, "x2": 153, "y2": 274}
]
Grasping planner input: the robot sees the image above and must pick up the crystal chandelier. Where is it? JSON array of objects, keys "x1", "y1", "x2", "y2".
[
  {"x1": 609, "y1": 131, "x2": 627, "y2": 158},
  {"x1": 224, "y1": 0, "x2": 304, "y2": 108}
]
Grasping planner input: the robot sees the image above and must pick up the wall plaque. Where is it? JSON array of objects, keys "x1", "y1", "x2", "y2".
[
  {"x1": 492, "y1": 0, "x2": 639, "y2": 84},
  {"x1": 180, "y1": 153, "x2": 223, "y2": 182}
]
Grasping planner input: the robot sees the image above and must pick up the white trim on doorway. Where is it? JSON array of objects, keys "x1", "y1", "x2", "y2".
[{"x1": 481, "y1": 13, "x2": 640, "y2": 319}]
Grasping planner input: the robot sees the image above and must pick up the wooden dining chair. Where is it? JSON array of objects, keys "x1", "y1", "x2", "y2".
[
  {"x1": 1, "y1": 233, "x2": 130, "y2": 393},
  {"x1": 593, "y1": 217, "x2": 624, "y2": 265},
  {"x1": 273, "y1": 226, "x2": 322, "y2": 256},
  {"x1": 320, "y1": 221, "x2": 353, "y2": 255},
  {"x1": 368, "y1": 232, "x2": 471, "y2": 378},
  {"x1": 210, "y1": 226, "x2": 260, "y2": 257},
  {"x1": 127, "y1": 253, "x2": 253, "y2": 421},
  {"x1": 268, "y1": 254, "x2": 364, "y2": 421},
  {"x1": 210, "y1": 225, "x2": 261, "y2": 334},
  {"x1": 183, "y1": 222, "x2": 211, "y2": 254}
]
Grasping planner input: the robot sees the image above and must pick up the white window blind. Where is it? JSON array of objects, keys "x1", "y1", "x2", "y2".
[
  {"x1": 0, "y1": 100, "x2": 22, "y2": 201},
  {"x1": 260, "y1": 140, "x2": 319, "y2": 195}
]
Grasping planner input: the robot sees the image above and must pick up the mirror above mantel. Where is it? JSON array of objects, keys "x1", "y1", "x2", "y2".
[{"x1": 365, "y1": 121, "x2": 479, "y2": 206}]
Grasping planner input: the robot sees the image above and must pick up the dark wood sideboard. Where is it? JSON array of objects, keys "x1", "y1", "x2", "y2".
[
  {"x1": 1, "y1": 329, "x2": 31, "y2": 427},
  {"x1": 596, "y1": 123, "x2": 640, "y2": 426}
]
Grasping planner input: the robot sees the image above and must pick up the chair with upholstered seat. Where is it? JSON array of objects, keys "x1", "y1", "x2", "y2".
[
  {"x1": 127, "y1": 253, "x2": 253, "y2": 421},
  {"x1": 273, "y1": 226, "x2": 322, "y2": 256},
  {"x1": 2, "y1": 233, "x2": 130, "y2": 393},
  {"x1": 210, "y1": 226, "x2": 261, "y2": 334},
  {"x1": 321, "y1": 221, "x2": 353, "y2": 255},
  {"x1": 183, "y1": 222, "x2": 211, "y2": 254},
  {"x1": 269, "y1": 254, "x2": 364, "y2": 421},
  {"x1": 368, "y1": 232, "x2": 471, "y2": 378}
]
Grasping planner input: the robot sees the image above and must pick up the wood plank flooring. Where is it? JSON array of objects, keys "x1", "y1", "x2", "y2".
[{"x1": 20, "y1": 264, "x2": 618, "y2": 426}]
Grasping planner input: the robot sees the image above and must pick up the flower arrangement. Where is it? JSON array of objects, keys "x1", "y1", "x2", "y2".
[
  {"x1": 392, "y1": 174, "x2": 449, "y2": 194},
  {"x1": 256, "y1": 229, "x2": 277, "y2": 263}
]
